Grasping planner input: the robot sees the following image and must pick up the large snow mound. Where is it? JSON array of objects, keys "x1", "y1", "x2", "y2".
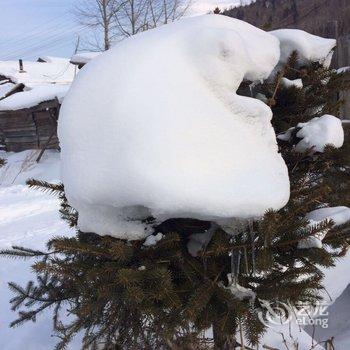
[
  {"x1": 59, "y1": 15, "x2": 290, "y2": 240},
  {"x1": 295, "y1": 115, "x2": 344, "y2": 153},
  {"x1": 270, "y1": 29, "x2": 336, "y2": 66}
]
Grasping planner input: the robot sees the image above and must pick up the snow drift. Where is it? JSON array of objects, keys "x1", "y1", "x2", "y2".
[{"x1": 59, "y1": 15, "x2": 290, "y2": 239}]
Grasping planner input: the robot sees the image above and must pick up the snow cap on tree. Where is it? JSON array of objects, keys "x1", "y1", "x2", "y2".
[
  {"x1": 279, "y1": 115, "x2": 344, "y2": 153},
  {"x1": 295, "y1": 115, "x2": 344, "y2": 153},
  {"x1": 59, "y1": 15, "x2": 290, "y2": 239},
  {"x1": 270, "y1": 29, "x2": 336, "y2": 67}
]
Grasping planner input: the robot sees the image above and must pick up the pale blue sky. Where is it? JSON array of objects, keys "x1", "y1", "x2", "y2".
[
  {"x1": 0, "y1": 0, "x2": 242, "y2": 61},
  {"x1": 0, "y1": 1, "x2": 89, "y2": 61}
]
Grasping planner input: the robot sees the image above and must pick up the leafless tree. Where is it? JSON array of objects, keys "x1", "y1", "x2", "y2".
[
  {"x1": 75, "y1": 0, "x2": 124, "y2": 50},
  {"x1": 75, "y1": 0, "x2": 191, "y2": 50},
  {"x1": 113, "y1": 0, "x2": 191, "y2": 38}
]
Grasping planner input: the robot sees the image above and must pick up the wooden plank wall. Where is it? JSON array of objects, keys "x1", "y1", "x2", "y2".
[{"x1": 0, "y1": 100, "x2": 59, "y2": 152}]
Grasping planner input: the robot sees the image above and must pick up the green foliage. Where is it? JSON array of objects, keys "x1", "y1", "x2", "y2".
[{"x1": 1, "y1": 53, "x2": 350, "y2": 349}]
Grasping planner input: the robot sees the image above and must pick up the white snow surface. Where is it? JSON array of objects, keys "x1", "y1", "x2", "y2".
[
  {"x1": 59, "y1": 15, "x2": 289, "y2": 240},
  {"x1": 0, "y1": 85, "x2": 69, "y2": 111},
  {"x1": 298, "y1": 219, "x2": 328, "y2": 249},
  {"x1": 70, "y1": 52, "x2": 102, "y2": 65},
  {"x1": 0, "y1": 150, "x2": 80, "y2": 349},
  {"x1": 337, "y1": 66, "x2": 350, "y2": 74},
  {"x1": 0, "y1": 82, "x2": 15, "y2": 99},
  {"x1": 221, "y1": 273, "x2": 256, "y2": 301},
  {"x1": 298, "y1": 206, "x2": 350, "y2": 249},
  {"x1": 0, "y1": 57, "x2": 75, "y2": 87},
  {"x1": 0, "y1": 57, "x2": 74, "y2": 110},
  {"x1": 143, "y1": 232, "x2": 164, "y2": 247},
  {"x1": 295, "y1": 115, "x2": 344, "y2": 153},
  {"x1": 307, "y1": 206, "x2": 350, "y2": 227},
  {"x1": 281, "y1": 77, "x2": 303, "y2": 89},
  {"x1": 270, "y1": 29, "x2": 336, "y2": 66}
]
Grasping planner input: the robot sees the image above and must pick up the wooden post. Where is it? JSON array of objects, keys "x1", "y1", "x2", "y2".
[
  {"x1": 19, "y1": 59, "x2": 24, "y2": 72},
  {"x1": 36, "y1": 98, "x2": 60, "y2": 162}
]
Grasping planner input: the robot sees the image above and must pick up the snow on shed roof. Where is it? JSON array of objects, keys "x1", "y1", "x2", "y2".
[
  {"x1": 0, "y1": 57, "x2": 75, "y2": 87},
  {"x1": 0, "y1": 82, "x2": 16, "y2": 99},
  {"x1": 70, "y1": 52, "x2": 102, "y2": 66},
  {"x1": 0, "y1": 85, "x2": 69, "y2": 111}
]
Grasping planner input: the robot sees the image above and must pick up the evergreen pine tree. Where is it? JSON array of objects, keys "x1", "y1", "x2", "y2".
[{"x1": 1, "y1": 53, "x2": 349, "y2": 349}]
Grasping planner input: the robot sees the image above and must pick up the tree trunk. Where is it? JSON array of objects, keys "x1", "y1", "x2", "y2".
[
  {"x1": 213, "y1": 322, "x2": 236, "y2": 350},
  {"x1": 102, "y1": 0, "x2": 110, "y2": 50}
]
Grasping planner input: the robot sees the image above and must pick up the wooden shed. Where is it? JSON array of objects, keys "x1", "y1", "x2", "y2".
[
  {"x1": 0, "y1": 57, "x2": 75, "y2": 154},
  {"x1": 0, "y1": 99, "x2": 60, "y2": 152}
]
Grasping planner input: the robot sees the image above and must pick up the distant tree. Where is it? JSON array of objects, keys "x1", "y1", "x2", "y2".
[
  {"x1": 75, "y1": 0, "x2": 123, "y2": 51},
  {"x1": 113, "y1": 0, "x2": 191, "y2": 38},
  {"x1": 76, "y1": 0, "x2": 191, "y2": 48}
]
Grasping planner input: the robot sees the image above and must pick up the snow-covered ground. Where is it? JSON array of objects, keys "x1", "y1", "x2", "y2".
[
  {"x1": 0, "y1": 150, "x2": 78, "y2": 349},
  {"x1": 0, "y1": 150, "x2": 349, "y2": 348}
]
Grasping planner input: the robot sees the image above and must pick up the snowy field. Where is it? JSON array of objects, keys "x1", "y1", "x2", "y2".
[
  {"x1": 0, "y1": 150, "x2": 349, "y2": 348},
  {"x1": 0, "y1": 150, "x2": 79, "y2": 349}
]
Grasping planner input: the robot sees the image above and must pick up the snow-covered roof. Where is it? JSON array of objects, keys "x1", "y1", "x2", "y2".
[
  {"x1": 0, "y1": 57, "x2": 75, "y2": 87},
  {"x1": 37, "y1": 56, "x2": 72, "y2": 65},
  {"x1": 0, "y1": 85, "x2": 69, "y2": 111},
  {"x1": 70, "y1": 52, "x2": 102, "y2": 66},
  {"x1": 0, "y1": 82, "x2": 16, "y2": 99},
  {"x1": 0, "y1": 57, "x2": 74, "y2": 111},
  {"x1": 59, "y1": 14, "x2": 290, "y2": 240}
]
